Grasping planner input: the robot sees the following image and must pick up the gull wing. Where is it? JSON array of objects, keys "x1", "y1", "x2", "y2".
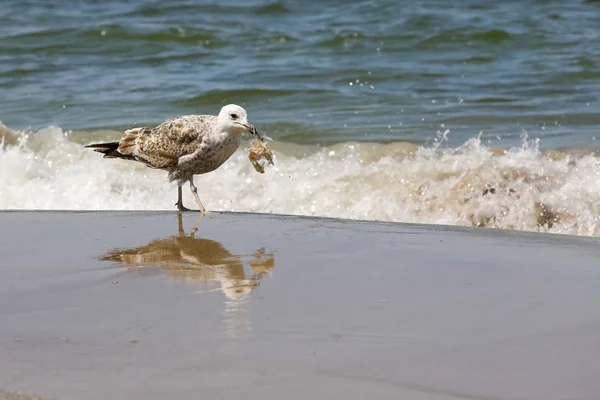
[{"x1": 119, "y1": 115, "x2": 216, "y2": 169}]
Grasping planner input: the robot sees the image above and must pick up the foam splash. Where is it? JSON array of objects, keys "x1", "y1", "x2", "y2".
[{"x1": 1, "y1": 124, "x2": 599, "y2": 237}]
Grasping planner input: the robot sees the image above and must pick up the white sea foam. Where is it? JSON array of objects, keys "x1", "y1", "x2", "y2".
[{"x1": 1, "y1": 125, "x2": 599, "y2": 237}]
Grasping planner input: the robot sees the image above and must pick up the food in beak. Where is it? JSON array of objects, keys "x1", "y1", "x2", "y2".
[{"x1": 248, "y1": 137, "x2": 274, "y2": 174}]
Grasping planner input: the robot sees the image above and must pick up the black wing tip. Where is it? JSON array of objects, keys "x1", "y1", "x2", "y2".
[
  {"x1": 85, "y1": 141, "x2": 135, "y2": 160},
  {"x1": 85, "y1": 141, "x2": 119, "y2": 149}
]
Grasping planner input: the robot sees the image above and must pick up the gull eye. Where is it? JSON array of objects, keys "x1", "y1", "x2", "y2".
[{"x1": 230, "y1": 113, "x2": 238, "y2": 120}]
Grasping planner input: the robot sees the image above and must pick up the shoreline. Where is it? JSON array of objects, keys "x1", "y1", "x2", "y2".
[{"x1": 1, "y1": 209, "x2": 599, "y2": 242}]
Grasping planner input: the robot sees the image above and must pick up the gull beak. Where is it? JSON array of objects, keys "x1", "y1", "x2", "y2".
[
  {"x1": 239, "y1": 122, "x2": 257, "y2": 136},
  {"x1": 237, "y1": 122, "x2": 271, "y2": 140}
]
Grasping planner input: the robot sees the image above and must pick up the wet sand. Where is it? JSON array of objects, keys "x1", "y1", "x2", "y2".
[{"x1": 1, "y1": 211, "x2": 600, "y2": 400}]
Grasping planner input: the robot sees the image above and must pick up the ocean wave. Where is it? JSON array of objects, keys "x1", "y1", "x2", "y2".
[
  {"x1": 253, "y1": 1, "x2": 290, "y2": 15},
  {"x1": 175, "y1": 89, "x2": 320, "y2": 108},
  {"x1": 417, "y1": 29, "x2": 513, "y2": 49},
  {"x1": 1, "y1": 124, "x2": 599, "y2": 237}
]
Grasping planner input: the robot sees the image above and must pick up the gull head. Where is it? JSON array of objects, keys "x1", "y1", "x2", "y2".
[{"x1": 218, "y1": 104, "x2": 256, "y2": 136}]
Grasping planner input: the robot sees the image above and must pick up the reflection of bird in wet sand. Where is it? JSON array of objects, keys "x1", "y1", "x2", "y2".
[
  {"x1": 100, "y1": 214, "x2": 275, "y2": 338},
  {"x1": 100, "y1": 214, "x2": 275, "y2": 301},
  {"x1": 86, "y1": 104, "x2": 259, "y2": 213}
]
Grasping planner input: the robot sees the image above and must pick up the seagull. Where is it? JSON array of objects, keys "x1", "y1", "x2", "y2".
[{"x1": 86, "y1": 104, "x2": 257, "y2": 213}]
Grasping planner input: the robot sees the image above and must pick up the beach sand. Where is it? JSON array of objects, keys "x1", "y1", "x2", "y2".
[{"x1": 1, "y1": 211, "x2": 599, "y2": 400}]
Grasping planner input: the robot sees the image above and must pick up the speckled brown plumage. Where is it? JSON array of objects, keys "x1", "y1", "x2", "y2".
[
  {"x1": 119, "y1": 114, "x2": 241, "y2": 181},
  {"x1": 86, "y1": 104, "x2": 256, "y2": 213}
]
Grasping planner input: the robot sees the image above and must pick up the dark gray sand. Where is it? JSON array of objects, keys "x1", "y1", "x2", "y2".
[{"x1": 1, "y1": 211, "x2": 600, "y2": 400}]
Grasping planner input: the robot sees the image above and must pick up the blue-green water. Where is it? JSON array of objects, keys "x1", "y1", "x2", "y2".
[
  {"x1": 2, "y1": 0, "x2": 600, "y2": 147},
  {"x1": 1, "y1": 0, "x2": 599, "y2": 236}
]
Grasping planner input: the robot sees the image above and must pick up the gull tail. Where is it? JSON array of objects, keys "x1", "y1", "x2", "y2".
[
  {"x1": 118, "y1": 127, "x2": 147, "y2": 155},
  {"x1": 85, "y1": 142, "x2": 135, "y2": 160}
]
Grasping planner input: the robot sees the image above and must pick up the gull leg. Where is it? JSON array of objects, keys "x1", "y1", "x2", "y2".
[
  {"x1": 189, "y1": 178, "x2": 206, "y2": 215},
  {"x1": 175, "y1": 184, "x2": 192, "y2": 212}
]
